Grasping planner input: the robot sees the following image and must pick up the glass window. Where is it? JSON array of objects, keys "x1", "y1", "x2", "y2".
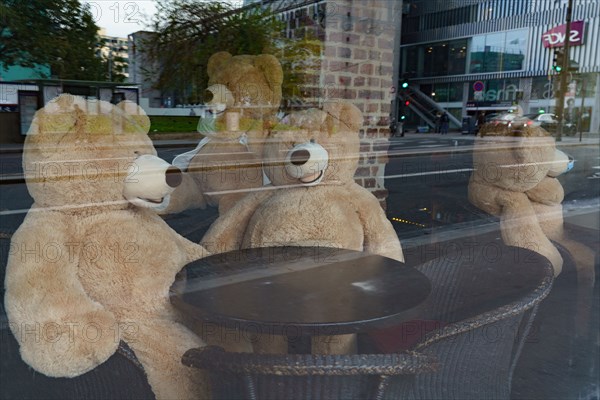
[
  {"x1": 403, "y1": 45, "x2": 421, "y2": 77},
  {"x1": 448, "y1": 82, "x2": 463, "y2": 101},
  {"x1": 531, "y1": 76, "x2": 554, "y2": 100},
  {"x1": 1, "y1": 3, "x2": 598, "y2": 400},
  {"x1": 403, "y1": 39, "x2": 467, "y2": 78},
  {"x1": 448, "y1": 39, "x2": 468, "y2": 75},
  {"x1": 469, "y1": 35, "x2": 486, "y2": 73},
  {"x1": 469, "y1": 30, "x2": 526, "y2": 73},
  {"x1": 504, "y1": 30, "x2": 526, "y2": 71},
  {"x1": 484, "y1": 32, "x2": 505, "y2": 72}
]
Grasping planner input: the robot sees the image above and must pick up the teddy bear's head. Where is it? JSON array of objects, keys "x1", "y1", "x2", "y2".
[
  {"x1": 24, "y1": 94, "x2": 181, "y2": 210},
  {"x1": 472, "y1": 122, "x2": 564, "y2": 192},
  {"x1": 206, "y1": 51, "x2": 283, "y2": 122},
  {"x1": 263, "y1": 102, "x2": 363, "y2": 187}
]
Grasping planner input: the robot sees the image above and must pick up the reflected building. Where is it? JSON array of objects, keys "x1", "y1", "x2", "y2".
[{"x1": 399, "y1": 0, "x2": 600, "y2": 134}]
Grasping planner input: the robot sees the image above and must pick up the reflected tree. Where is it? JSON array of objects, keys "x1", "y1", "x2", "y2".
[{"x1": 0, "y1": 0, "x2": 105, "y2": 80}]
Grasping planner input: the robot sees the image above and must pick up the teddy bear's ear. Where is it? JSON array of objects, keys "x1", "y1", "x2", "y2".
[
  {"x1": 116, "y1": 100, "x2": 151, "y2": 133},
  {"x1": 254, "y1": 54, "x2": 283, "y2": 88},
  {"x1": 207, "y1": 51, "x2": 233, "y2": 78},
  {"x1": 27, "y1": 94, "x2": 83, "y2": 138},
  {"x1": 323, "y1": 102, "x2": 363, "y2": 133}
]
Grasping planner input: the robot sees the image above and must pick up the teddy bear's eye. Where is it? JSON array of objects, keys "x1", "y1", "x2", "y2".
[{"x1": 133, "y1": 151, "x2": 140, "y2": 157}]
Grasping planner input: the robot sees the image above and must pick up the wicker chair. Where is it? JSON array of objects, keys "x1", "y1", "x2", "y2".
[
  {"x1": 183, "y1": 346, "x2": 438, "y2": 400},
  {"x1": 182, "y1": 244, "x2": 553, "y2": 400},
  {"x1": 405, "y1": 244, "x2": 555, "y2": 400}
]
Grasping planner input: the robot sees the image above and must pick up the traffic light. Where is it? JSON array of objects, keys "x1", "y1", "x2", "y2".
[
  {"x1": 404, "y1": 100, "x2": 410, "y2": 106},
  {"x1": 401, "y1": 78, "x2": 409, "y2": 89},
  {"x1": 553, "y1": 49, "x2": 564, "y2": 73}
]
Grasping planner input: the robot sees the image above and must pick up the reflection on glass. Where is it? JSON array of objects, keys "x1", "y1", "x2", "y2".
[{"x1": 469, "y1": 30, "x2": 526, "y2": 73}]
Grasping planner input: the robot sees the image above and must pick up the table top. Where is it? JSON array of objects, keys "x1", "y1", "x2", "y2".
[{"x1": 171, "y1": 247, "x2": 431, "y2": 336}]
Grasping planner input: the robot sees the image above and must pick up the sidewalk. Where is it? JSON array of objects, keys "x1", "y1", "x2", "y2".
[
  {"x1": 400, "y1": 130, "x2": 600, "y2": 139},
  {"x1": 2, "y1": 131, "x2": 598, "y2": 154}
]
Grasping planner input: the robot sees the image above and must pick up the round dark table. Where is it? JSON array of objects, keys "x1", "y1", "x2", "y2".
[{"x1": 171, "y1": 246, "x2": 431, "y2": 352}]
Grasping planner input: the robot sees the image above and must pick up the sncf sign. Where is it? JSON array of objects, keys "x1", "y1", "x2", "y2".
[{"x1": 542, "y1": 21, "x2": 585, "y2": 48}]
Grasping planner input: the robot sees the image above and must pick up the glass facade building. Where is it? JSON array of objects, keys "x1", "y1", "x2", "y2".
[{"x1": 399, "y1": 0, "x2": 600, "y2": 133}]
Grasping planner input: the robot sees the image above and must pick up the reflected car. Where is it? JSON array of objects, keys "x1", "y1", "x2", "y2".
[
  {"x1": 522, "y1": 113, "x2": 576, "y2": 136},
  {"x1": 486, "y1": 112, "x2": 520, "y2": 127}
]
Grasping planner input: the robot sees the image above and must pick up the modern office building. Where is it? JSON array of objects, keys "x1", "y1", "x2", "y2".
[
  {"x1": 127, "y1": 31, "x2": 164, "y2": 108},
  {"x1": 97, "y1": 28, "x2": 130, "y2": 81},
  {"x1": 398, "y1": 0, "x2": 600, "y2": 133}
]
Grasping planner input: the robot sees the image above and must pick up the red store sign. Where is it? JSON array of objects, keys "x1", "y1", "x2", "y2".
[{"x1": 542, "y1": 21, "x2": 585, "y2": 48}]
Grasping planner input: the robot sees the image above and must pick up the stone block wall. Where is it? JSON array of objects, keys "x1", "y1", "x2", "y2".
[
  {"x1": 322, "y1": 0, "x2": 398, "y2": 208},
  {"x1": 271, "y1": 0, "x2": 399, "y2": 207}
]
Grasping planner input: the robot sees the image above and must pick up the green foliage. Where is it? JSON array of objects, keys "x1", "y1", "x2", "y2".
[
  {"x1": 0, "y1": 0, "x2": 105, "y2": 80},
  {"x1": 149, "y1": 115, "x2": 200, "y2": 133},
  {"x1": 147, "y1": 0, "x2": 284, "y2": 105}
]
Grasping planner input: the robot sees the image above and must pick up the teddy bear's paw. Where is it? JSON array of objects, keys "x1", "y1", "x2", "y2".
[{"x1": 19, "y1": 310, "x2": 119, "y2": 378}]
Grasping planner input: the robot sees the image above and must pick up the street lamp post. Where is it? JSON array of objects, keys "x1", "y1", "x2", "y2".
[{"x1": 554, "y1": 0, "x2": 573, "y2": 142}]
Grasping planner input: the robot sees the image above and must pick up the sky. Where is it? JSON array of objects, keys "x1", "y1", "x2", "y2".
[
  {"x1": 82, "y1": 0, "x2": 245, "y2": 38},
  {"x1": 82, "y1": 0, "x2": 158, "y2": 38}
]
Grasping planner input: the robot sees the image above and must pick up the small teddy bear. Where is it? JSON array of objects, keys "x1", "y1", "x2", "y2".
[
  {"x1": 167, "y1": 51, "x2": 284, "y2": 215},
  {"x1": 4, "y1": 94, "x2": 209, "y2": 399},
  {"x1": 199, "y1": 101, "x2": 404, "y2": 354}
]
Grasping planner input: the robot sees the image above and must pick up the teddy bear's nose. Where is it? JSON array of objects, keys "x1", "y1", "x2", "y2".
[
  {"x1": 290, "y1": 149, "x2": 311, "y2": 166},
  {"x1": 166, "y1": 166, "x2": 183, "y2": 188}
]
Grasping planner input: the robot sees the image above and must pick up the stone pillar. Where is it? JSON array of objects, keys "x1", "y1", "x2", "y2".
[{"x1": 320, "y1": 0, "x2": 399, "y2": 208}]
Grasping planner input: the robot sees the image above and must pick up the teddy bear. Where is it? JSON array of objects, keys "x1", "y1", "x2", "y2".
[
  {"x1": 167, "y1": 51, "x2": 284, "y2": 215},
  {"x1": 468, "y1": 122, "x2": 595, "y2": 281},
  {"x1": 199, "y1": 101, "x2": 404, "y2": 354},
  {"x1": 4, "y1": 94, "x2": 210, "y2": 399}
]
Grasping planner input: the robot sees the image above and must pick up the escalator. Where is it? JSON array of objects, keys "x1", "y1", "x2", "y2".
[{"x1": 399, "y1": 86, "x2": 461, "y2": 130}]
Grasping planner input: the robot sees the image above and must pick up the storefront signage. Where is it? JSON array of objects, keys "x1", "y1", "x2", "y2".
[{"x1": 542, "y1": 20, "x2": 585, "y2": 48}]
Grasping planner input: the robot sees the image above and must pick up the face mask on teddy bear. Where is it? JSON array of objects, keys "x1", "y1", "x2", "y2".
[
  {"x1": 284, "y1": 140, "x2": 329, "y2": 186},
  {"x1": 123, "y1": 154, "x2": 183, "y2": 211}
]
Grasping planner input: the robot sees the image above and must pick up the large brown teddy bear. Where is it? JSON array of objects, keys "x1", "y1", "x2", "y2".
[
  {"x1": 4, "y1": 94, "x2": 209, "y2": 399},
  {"x1": 168, "y1": 51, "x2": 284, "y2": 215},
  {"x1": 468, "y1": 123, "x2": 594, "y2": 280},
  {"x1": 200, "y1": 102, "x2": 404, "y2": 354}
]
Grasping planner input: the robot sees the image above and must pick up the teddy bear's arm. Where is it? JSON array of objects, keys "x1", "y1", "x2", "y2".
[
  {"x1": 160, "y1": 172, "x2": 207, "y2": 214},
  {"x1": 525, "y1": 176, "x2": 565, "y2": 206},
  {"x1": 201, "y1": 190, "x2": 271, "y2": 253},
  {"x1": 347, "y1": 184, "x2": 405, "y2": 262},
  {"x1": 4, "y1": 212, "x2": 119, "y2": 378}
]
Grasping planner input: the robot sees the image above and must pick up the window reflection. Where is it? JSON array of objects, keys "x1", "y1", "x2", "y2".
[
  {"x1": 402, "y1": 39, "x2": 468, "y2": 78},
  {"x1": 469, "y1": 29, "x2": 527, "y2": 73}
]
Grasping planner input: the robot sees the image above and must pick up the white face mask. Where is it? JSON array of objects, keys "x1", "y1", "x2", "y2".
[
  {"x1": 204, "y1": 84, "x2": 234, "y2": 115},
  {"x1": 284, "y1": 141, "x2": 329, "y2": 186}
]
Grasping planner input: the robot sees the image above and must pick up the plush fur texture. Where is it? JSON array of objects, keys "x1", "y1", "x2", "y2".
[
  {"x1": 166, "y1": 52, "x2": 284, "y2": 215},
  {"x1": 4, "y1": 95, "x2": 209, "y2": 399},
  {"x1": 468, "y1": 123, "x2": 591, "y2": 277},
  {"x1": 199, "y1": 102, "x2": 404, "y2": 354}
]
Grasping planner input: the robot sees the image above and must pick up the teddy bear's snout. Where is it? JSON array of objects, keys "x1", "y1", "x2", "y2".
[
  {"x1": 284, "y1": 142, "x2": 329, "y2": 185},
  {"x1": 290, "y1": 149, "x2": 311, "y2": 166},
  {"x1": 166, "y1": 166, "x2": 183, "y2": 188}
]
